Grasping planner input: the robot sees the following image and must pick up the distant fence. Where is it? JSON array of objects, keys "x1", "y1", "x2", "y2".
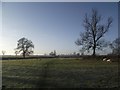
[{"x1": 1, "y1": 55, "x2": 57, "y2": 60}]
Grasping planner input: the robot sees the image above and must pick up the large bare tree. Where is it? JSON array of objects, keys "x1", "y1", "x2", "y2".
[
  {"x1": 15, "y1": 37, "x2": 34, "y2": 58},
  {"x1": 75, "y1": 9, "x2": 113, "y2": 56}
]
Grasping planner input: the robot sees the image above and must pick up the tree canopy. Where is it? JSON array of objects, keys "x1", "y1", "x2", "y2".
[{"x1": 15, "y1": 37, "x2": 34, "y2": 58}]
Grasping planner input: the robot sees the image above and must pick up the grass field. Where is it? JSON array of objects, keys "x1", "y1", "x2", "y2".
[{"x1": 2, "y1": 58, "x2": 119, "y2": 88}]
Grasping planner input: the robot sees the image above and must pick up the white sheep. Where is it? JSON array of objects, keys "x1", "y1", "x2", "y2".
[
  {"x1": 106, "y1": 59, "x2": 111, "y2": 62},
  {"x1": 103, "y1": 58, "x2": 107, "y2": 61}
]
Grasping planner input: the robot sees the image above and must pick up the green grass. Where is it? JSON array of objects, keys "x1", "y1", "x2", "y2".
[{"x1": 2, "y1": 58, "x2": 119, "y2": 88}]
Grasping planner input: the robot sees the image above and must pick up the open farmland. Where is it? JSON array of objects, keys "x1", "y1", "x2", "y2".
[{"x1": 2, "y1": 58, "x2": 119, "y2": 88}]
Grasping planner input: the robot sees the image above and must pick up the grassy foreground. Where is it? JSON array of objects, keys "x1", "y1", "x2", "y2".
[{"x1": 2, "y1": 58, "x2": 119, "y2": 88}]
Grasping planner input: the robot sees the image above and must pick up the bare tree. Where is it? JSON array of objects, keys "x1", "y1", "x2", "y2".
[
  {"x1": 2, "y1": 51, "x2": 6, "y2": 55},
  {"x1": 75, "y1": 9, "x2": 113, "y2": 56},
  {"x1": 15, "y1": 37, "x2": 34, "y2": 58}
]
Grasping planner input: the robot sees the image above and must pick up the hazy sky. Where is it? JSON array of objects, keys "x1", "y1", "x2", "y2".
[{"x1": 1, "y1": 2, "x2": 118, "y2": 55}]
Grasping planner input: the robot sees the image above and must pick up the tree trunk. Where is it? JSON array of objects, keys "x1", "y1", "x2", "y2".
[
  {"x1": 93, "y1": 35, "x2": 96, "y2": 56},
  {"x1": 23, "y1": 52, "x2": 25, "y2": 58},
  {"x1": 92, "y1": 48, "x2": 96, "y2": 56},
  {"x1": 92, "y1": 39, "x2": 96, "y2": 56},
  {"x1": 92, "y1": 45, "x2": 96, "y2": 56}
]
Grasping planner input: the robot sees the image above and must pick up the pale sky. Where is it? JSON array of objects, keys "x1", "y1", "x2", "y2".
[{"x1": 1, "y1": 2, "x2": 119, "y2": 55}]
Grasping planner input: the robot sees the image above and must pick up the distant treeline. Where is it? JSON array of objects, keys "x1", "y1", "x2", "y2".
[{"x1": 1, "y1": 55, "x2": 119, "y2": 61}]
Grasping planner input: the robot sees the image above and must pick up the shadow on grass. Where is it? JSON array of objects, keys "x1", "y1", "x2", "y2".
[
  {"x1": 36, "y1": 60, "x2": 56, "y2": 88},
  {"x1": 3, "y1": 60, "x2": 55, "y2": 88}
]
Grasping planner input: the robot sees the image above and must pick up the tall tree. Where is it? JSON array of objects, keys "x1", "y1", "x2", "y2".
[
  {"x1": 75, "y1": 9, "x2": 113, "y2": 56},
  {"x1": 16, "y1": 37, "x2": 34, "y2": 58}
]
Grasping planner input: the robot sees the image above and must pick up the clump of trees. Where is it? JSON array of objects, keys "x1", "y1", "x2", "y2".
[
  {"x1": 49, "y1": 50, "x2": 56, "y2": 56},
  {"x1": 15, "y1": 37, "x2": 34, "y2": 58},
  {"x1": 75, "y1": 9, "x2": 113, "y2": 56},
  {"x1": 110, "y1": 37, "x2": 120, "y2": 55}
]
